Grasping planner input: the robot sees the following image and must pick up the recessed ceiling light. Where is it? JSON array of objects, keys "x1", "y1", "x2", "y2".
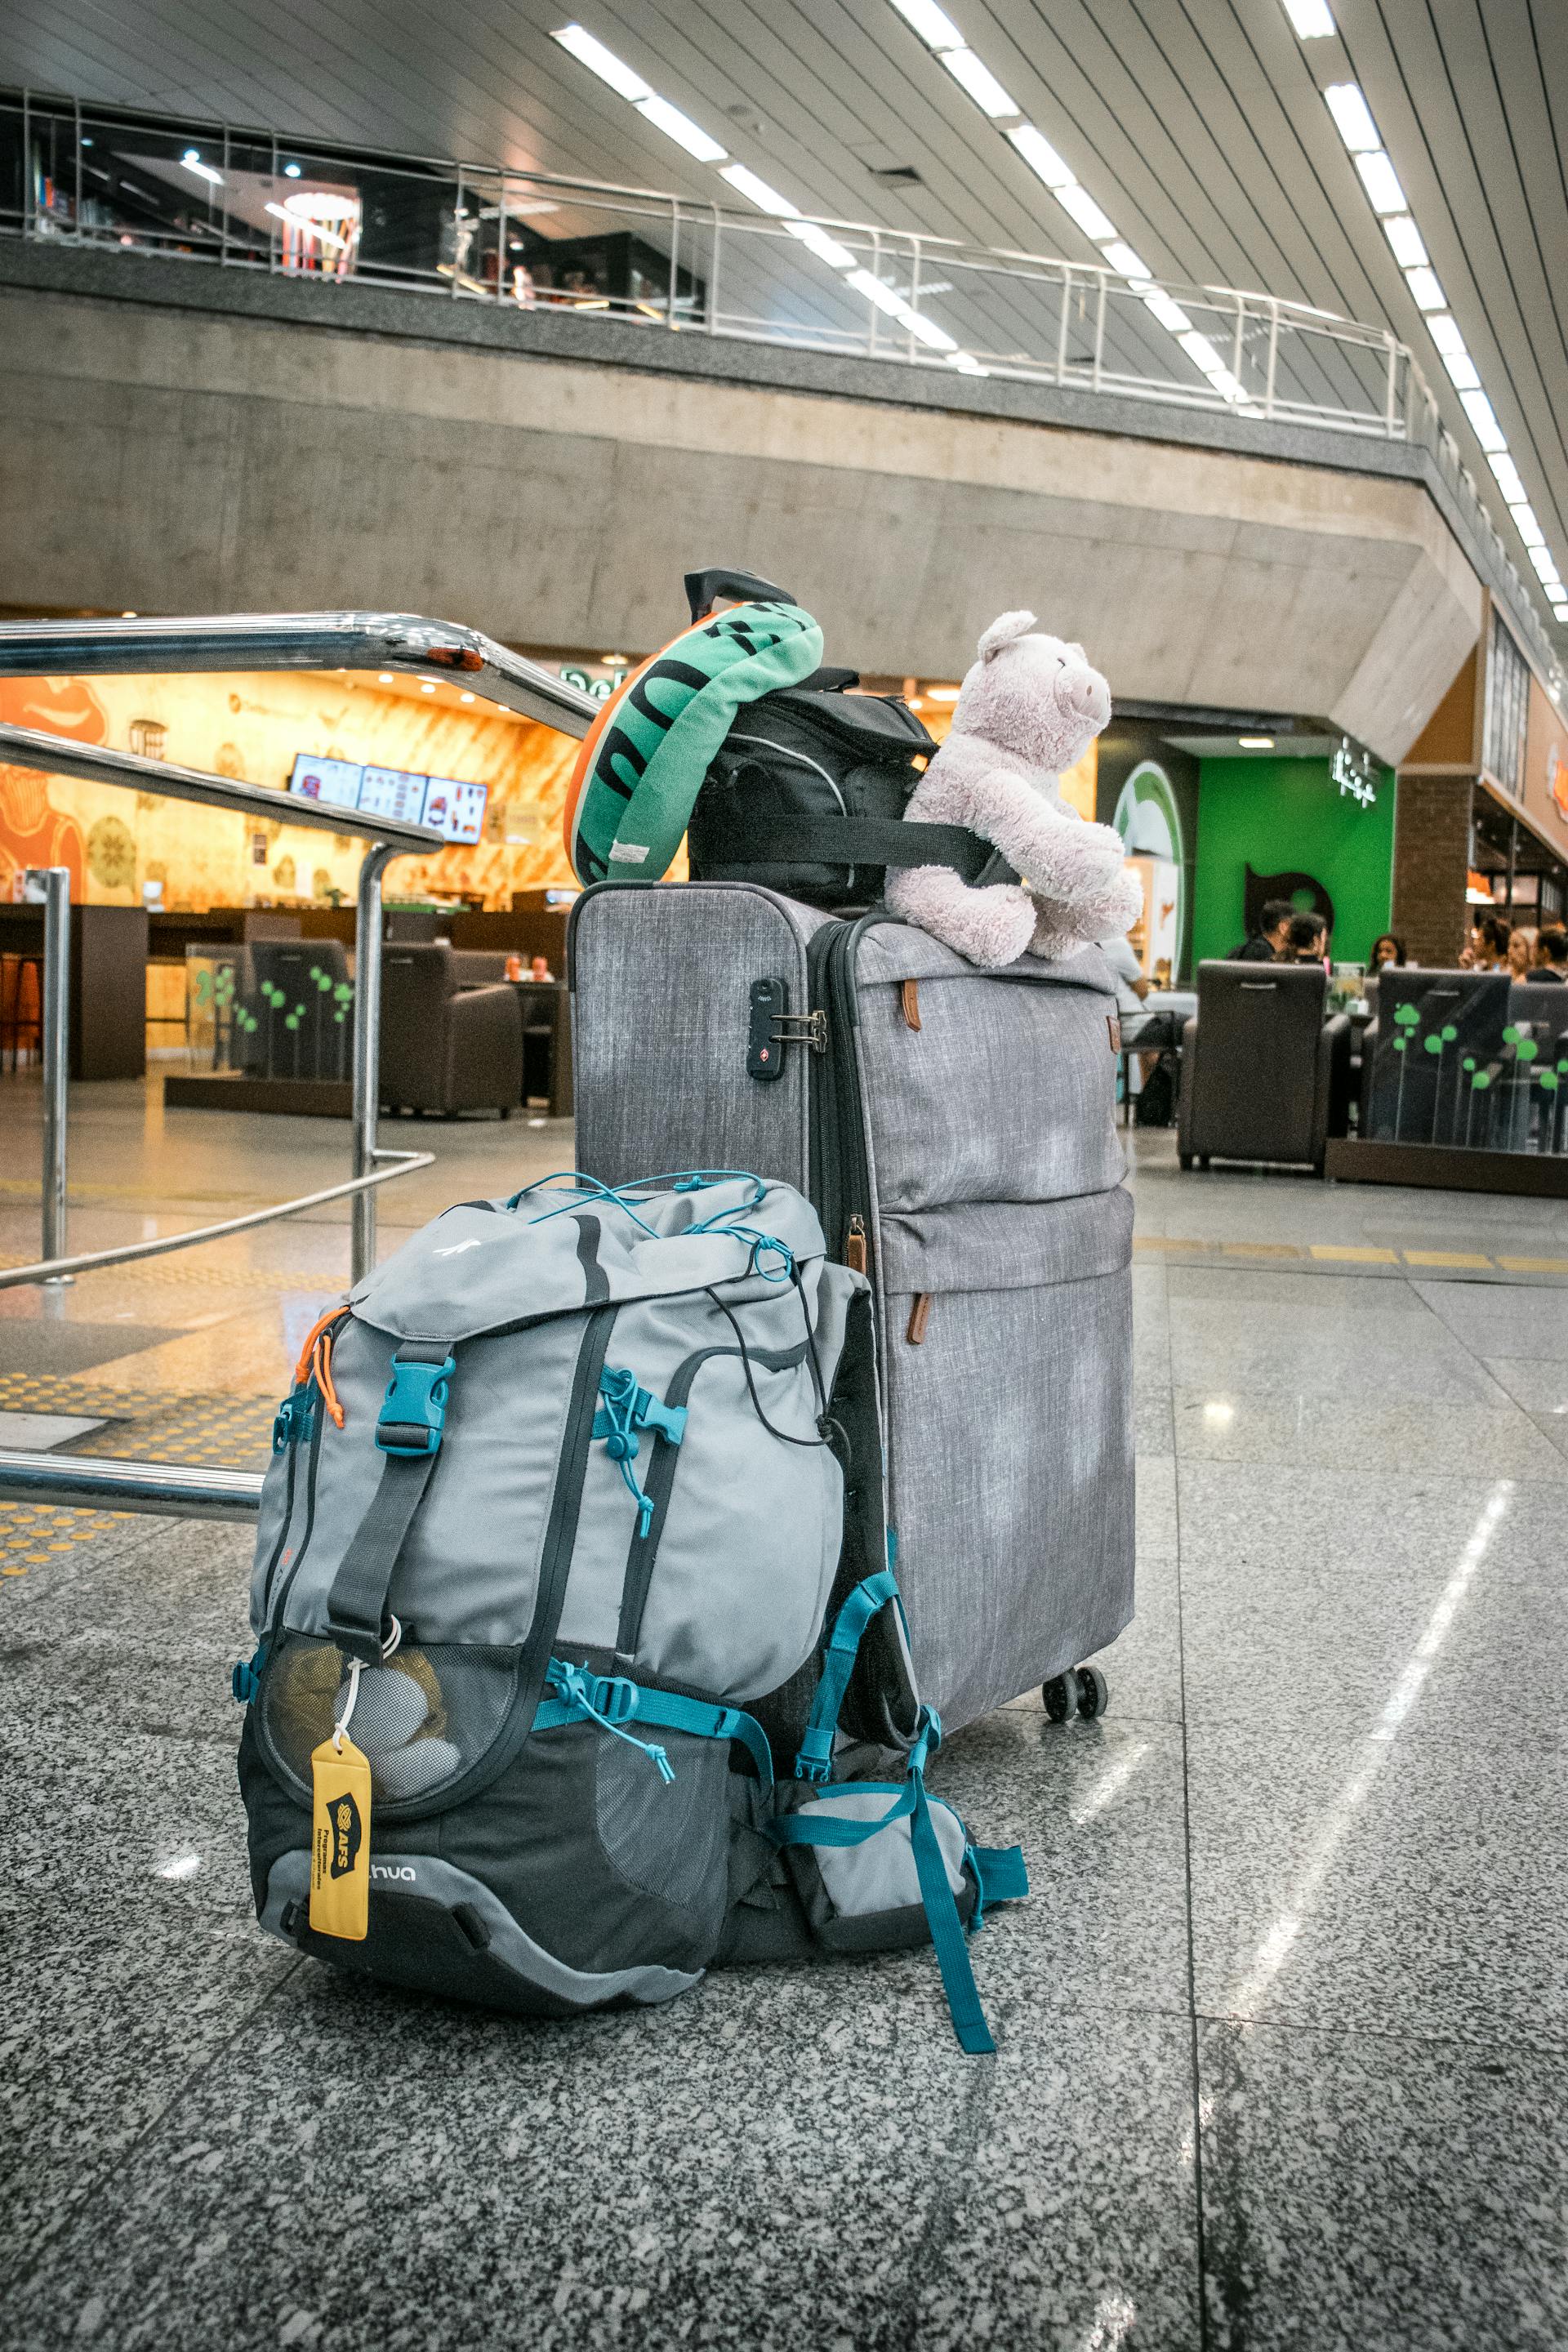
[
  {"x1": 551, "y1": 23, "x2": 651, "y2": 101},
  {"x1": 421, "y1": 681, "x2": 436, "y2": 693},
  {"x1": 1510, "y1": 505, "x2": 1547, "y2": 551},
  {"x1": 1142, "y1": 288, "x2": 1193, "y2": 333},
  {"x1": 1528, "y1": 546, "x2": 1562, "y2": 587},
  {"x1": 180, "y1": 149, "x2": 223, "y2": 186},
  {"x1": 1354, "y1": 150, "x2": 1407, "y2": 214},
  {"x1": 1281, "y1": 0, "x2": 1334, "y2": 32},
  {"x1": 1441, "y1": 350, "x2": 1481, "y2": 392},
  {"x1": 1383, "y1": 215, "x2": 1428, "y2": 268},
  {"x1": 848, "y1": 267, "x2": 908, "y2": 318},
  {"x1": 634, "y1": 95, "x2": 728, "y2": 163},
  {"x1": 283, "y1": 162, "x2": 301, "y2": 179},
  {"x1": 1459, "y1": 386, "x2": 1507, "y2": 452},
  {"x1": 1101, "y1": 240, "x2": 1152, "y2": 280},
  {"x1": 719, "y1": 163, "x2": 796, "y2": 216},
  {"x1": 1006, "y1": 123, "x2": 1075, "y2": 190},
  {"x1": 377, "y1": 672, "x2": 394, "y2": 683},
  {"x1": 1488, "y1": 453, "x2": 1526, "y2": 502},
  {"x1": 1055, "y1": 183, "x2": 1118, "y2": 242},
  {"x1": 785, "y1": 219, "x2": 857, "y2": 268},
  {"x1": 945, "y1": 351, "x2": 988, "y2": 375},
  {"x1": 1425, "y1": 312, "x2": 1466, "y2": 357},
  {"x1": 1324, "y1": 83, "x2": 1380, "y2": 154},
  {"x1": 940, "y1": 47, "x2": 1018, "y2": 118},
  {"x1": 888, "y1": 0, "x2": 965, "y2": 47},
  {"x1": 927, "y1": 684, "x2": 962, "y2": 702},
  {"x1": 1404, "y1": 265, "x2": 1447, "y2": 312},
  {"x1": 902, "y1": 310, "x2": 958, "y2": 350},
  {"x1": 460, "y1": 691, "x2": 476, "y2": 703},
  {"x1": 1238, "y1": 735, "x2": 1275, "y2": 749}
]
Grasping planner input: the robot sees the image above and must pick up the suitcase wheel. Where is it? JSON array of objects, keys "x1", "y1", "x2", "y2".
[
  {"x1": 1042, "y1": 1667, "x2": 1110, "y2": 1724},
  {"x1": 1075, "y1": 1665, "x2": 1109, "y2": 1722}
]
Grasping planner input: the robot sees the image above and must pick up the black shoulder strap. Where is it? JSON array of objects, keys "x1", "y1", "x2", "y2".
[
  {"x1": 694, "y1": 810, "x2": 993, "y2": 884},
  {"x1": 323, "y1": 1339, "x2": 454, "y2": 1664}
]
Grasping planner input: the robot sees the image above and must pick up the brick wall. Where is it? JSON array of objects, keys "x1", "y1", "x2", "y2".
[{"x1": 1392, "y1": 773, "x2": 1473, "y2": 966}]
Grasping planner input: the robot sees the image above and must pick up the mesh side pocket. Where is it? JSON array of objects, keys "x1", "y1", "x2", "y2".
[
  {"x1": 258, "y1": 1633, "x2": 521, "y2": 1814},
  {"x1": 594, "y1": 1733, "x2": 730, "y2": 1920}
]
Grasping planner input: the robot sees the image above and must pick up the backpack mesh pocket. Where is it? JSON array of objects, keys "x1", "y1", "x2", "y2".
[
  {"x1": 258, "y1": 1633, "x2": 522, "y2": 1815},
  {"x1": 594, "y1": 1731, "x2": 731, "y2": 1918}
]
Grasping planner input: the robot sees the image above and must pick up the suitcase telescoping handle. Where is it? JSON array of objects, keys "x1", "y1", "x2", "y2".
[{"x1": 684, "y1": 565, "x2": 796, "y2": 623}]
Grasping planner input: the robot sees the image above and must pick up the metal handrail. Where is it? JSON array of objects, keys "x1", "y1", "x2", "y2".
[
  {"x1": 0, "y1": 1448, "x2": 263, "y2": 1520},
  {"x1": 0, "y1": 611, "x2": 599, "y2": 736},
  {"x1": 0, "y1": 1147, "x2": 434, "y2": 1290},
  {"x1": 0, "y1": 610, "x2": 595, "y2": 1290}
]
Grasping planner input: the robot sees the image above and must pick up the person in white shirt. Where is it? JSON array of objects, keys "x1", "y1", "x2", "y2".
[{"x1": 1101, "y1": 929, "x2": 1184, "y2": 1054}]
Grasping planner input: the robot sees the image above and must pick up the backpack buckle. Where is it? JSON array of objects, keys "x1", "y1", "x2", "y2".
[
  {"x1": 376, "y1": 1354, "x2": 455, "y2": 1456},
  {"x1": 272, "y1": 1391, "x2": 313, "y2": 1453}
]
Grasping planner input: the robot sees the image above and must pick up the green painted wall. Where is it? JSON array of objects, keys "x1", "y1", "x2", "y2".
[{"x1": 1191, "y1": 755, "x2": 1396, "y2": 967}]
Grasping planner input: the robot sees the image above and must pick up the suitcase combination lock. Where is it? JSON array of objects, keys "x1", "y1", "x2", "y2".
[{"x1": 747, "y1": 978, "x2": 826, "y2": 1080}]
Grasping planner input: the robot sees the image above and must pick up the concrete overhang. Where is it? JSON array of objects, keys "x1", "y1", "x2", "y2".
[{"x1": 0, "y1": 243, "x2": 1488, "y2": 764}]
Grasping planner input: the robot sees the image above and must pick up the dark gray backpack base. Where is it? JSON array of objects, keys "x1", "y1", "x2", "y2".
[{"x1": 570, "y1": 884, "x2": 1136, "y2": 1731}]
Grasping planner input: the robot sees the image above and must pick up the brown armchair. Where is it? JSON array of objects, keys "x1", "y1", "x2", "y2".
[
  {"x1": 379, "y1": 944, "x2": 522, "y2": 1117},
  {"x1": 1178, "y1": 961, "x2": 1350, "y2": 1174}
]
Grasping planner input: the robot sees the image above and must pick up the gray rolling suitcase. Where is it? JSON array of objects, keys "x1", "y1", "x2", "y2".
[{"x1": 569, "y1": 882, "x2": 1134, "y2": 1732}]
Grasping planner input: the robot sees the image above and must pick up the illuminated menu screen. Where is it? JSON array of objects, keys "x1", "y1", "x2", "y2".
[{"x1": 287, "y1": 755, "x2": 487, "y2": 842}]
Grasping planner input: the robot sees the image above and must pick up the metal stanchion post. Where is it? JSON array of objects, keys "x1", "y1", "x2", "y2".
[
  {"x1": 38, "y1": 866, "x2": 72, "y2": 1285},
  {"x1": 351, "y1": 843, "x2": 399, "y2": 1285}
]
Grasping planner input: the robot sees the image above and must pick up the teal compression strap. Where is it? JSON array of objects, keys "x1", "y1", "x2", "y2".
[
  {"x1": 972, "y1": 1846, "x2": 1030, "y2": 1906},
  {"x1": 323, "y1": 1339, "x2": 454, "y2": 1664},
  {"x1": 909, "y1": 1780, "x2": 995, "y2": 2056},
  {"x1": 534, "y1": 1659, "x2": 774, "y2": 1793},
  {"x1": 794, "y1": 1568, "x2": 905, "y2": 1783}
]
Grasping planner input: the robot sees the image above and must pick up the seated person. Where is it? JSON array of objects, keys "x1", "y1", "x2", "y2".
[
  {"x1": 1508, "y1": 928, "x2": 1537, "y2": 978},
  {"x1": 1100, "y1": 928, "x2": 1184, "y2": 1054},
  {"x1": 1530, "y1": 926, "x2": 1568, "y2": 982},
  {"x1": 1369, "y1": 933, "x2": 1406, "y2": 970},
  {"x1": 1229, "y1": 898, "x2": 1294, "y2": 962},
  {"x1": 1285, "y1": 911, "x2": 1329, "y2": 965},
  {"x1": 1462, "y1": 913, "x2": 1511, "y2": 969}
]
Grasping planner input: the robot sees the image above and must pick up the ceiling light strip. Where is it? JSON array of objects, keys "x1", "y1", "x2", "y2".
[
  {"x1": 552, "y1": 21, "x2": 987, "y2": 368},
  {"x1": 1301, "y1": 55, "x2": 1567, "y2": 626},
  {"x1": 886, "y1": 2, "x2": 1254, "y2": 408}
]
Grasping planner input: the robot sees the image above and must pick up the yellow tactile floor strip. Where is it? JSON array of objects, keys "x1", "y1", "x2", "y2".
[
  {"x1": 1132, "y1": 1236, "x2": 1568, "y2": 1274},
  {"x1": 0, "y1": 1378, "x2": 275, "y2": 1580}
]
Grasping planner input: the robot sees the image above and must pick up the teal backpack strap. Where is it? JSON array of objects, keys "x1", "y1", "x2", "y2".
[
  {"x1": 536, "y1": 1659, "x2": 775, "y2": 1794},
  {"x1": 793, "y1": 1567, "x2": 905, "y2": 1783},
  {"x1": 769, "y1": 1708, "x2": 1017, "y2": 2056},
  {"x1": 323, "y1": 1339, "x2": 454, "y2": 1664},
  {"x1": 906, "y1": 1775, "x2": 996, "y2": 2056}
]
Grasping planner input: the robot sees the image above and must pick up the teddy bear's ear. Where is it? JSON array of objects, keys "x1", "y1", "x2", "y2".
[{"x1": 978, "y1": 609, "x2": 1038, "y2": 662}]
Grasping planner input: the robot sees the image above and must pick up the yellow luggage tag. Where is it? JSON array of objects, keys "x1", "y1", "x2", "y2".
[{"x1": 310, "y1": 1656, "x2": 372, "y2": 1941}]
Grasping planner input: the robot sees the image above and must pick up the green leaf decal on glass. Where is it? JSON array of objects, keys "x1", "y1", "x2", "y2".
[
  {"x1": 1441, "y1": 1024, "x2": 1457, "y2": 1042},
  {"x1": 1393, "y1": 1036, "x2": 1407, "y2": 1054},
  {"x1": 1423, "y1": 1034, "x2": 1441, "y2": 1054},
  {"x1": 1472, "y1": 1071, "x2": 1492, "y2": 1090},
  {"x1": 1542, "y1": 1072, "x2": 1560, "y2": 1095},
  {"x1": 1517, "y1": 1039, "x2": 1539, "y2": 1062},
  {"x1": 1463, "y1": 1057, "x2": 1477, "y2": 1071},
  {"x1": 1393, "y1": 1003, "x2": 1420, "y2": 1030},
  {"x1": 1503, "y1": 1025, "x2": 1520, "y2": 1045}
]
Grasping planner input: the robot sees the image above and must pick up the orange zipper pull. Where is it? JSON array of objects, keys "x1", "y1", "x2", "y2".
[{"x1": 844, "y1": 1215, "x2": 867, "y2": 1273}]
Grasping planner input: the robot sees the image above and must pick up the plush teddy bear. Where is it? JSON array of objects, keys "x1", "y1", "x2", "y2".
[{"x1": 886, "y1": 611, "x2": 1142, "y2": 969}]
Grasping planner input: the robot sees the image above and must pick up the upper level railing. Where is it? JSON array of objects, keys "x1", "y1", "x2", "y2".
[{"x1": 1, "y1": 83, "x2": 1560, "y2": 699}]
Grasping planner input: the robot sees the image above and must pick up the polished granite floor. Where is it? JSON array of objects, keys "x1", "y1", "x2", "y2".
[{"x1": 2, "y1": 1073, "x2": 1566, "y2": 2350}]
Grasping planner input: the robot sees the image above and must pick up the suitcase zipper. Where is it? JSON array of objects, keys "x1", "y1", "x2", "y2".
[
  {"x1": 263, "y1": 1388, "x2": 328, "y2": 1633},
  {"x1": 808, "y1": 915, "x2": 879, "y2": 1281}
]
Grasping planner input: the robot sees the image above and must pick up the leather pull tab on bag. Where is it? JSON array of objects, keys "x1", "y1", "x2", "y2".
[
  {"x1": 906, "y1": 1293, "x2": 932, "y2": 1346},
  {"x1": 902, "y1": 979, "x2": 922, "y2": 1032},
  {"x1": 1107, "y1": 1013, "x2": 1121, "y2": 1053}
]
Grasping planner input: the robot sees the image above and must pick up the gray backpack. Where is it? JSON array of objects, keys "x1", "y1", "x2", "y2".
[{"x1": 235, "y1": 1171, "x2": 1025, "y2": 2051}]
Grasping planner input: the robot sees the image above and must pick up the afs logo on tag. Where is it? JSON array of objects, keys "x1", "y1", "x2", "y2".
[{"x1": 327, "y1": 1788, "x2": 363, "y2": 1879}]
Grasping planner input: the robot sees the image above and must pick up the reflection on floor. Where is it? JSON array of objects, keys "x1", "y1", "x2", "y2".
[{"x1": 2, "y1": 1073, "x2": 1565, "y2": 2349}]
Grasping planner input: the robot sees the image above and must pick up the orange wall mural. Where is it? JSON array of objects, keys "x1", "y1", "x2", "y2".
[{"x1": 0, "y1": 668, "x2": 584, "y2": 908}]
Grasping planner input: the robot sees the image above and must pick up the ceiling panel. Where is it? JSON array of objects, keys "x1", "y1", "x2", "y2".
[{"x1": 2, "y1": 0, "x2": 1563, "y2": 648}]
